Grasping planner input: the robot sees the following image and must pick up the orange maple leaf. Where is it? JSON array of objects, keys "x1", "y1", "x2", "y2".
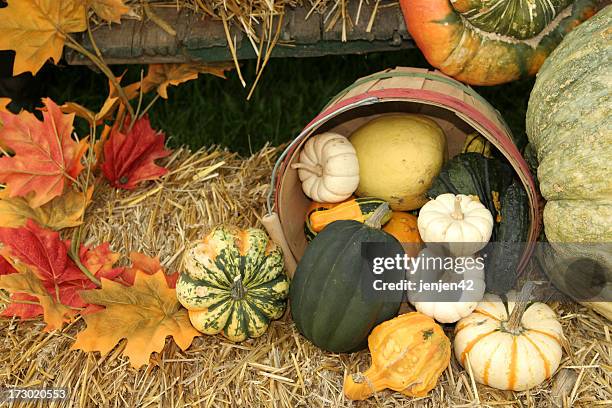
[
  {"x1": 120, "y1": 252, "x2": 178, "y2": 288},
  {"x1": 89, "y1": 0, "x2": 131, "y2": 24},
  {"x1": 0, "y1": 98, "x2": 88, "y2": 208},
  {"x1": 142, "y1": 63, "x2": 234, "y2": 98},
  {"x1": 72, "y1": 270, "x2": 200, "y2": 368},
  {"x1": 0, "y1": 0, "x2": 86, "y2": 75},
  {"x1": 0, "y1": 98, "x2": 10, "y2": 112}
]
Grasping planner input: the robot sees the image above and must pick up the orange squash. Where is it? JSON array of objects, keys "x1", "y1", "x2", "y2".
[
  {"x1": 382, "y1": 212, "x2": 422, "y2": 256},
  {"x1": 400, "y1": 0, "x2": 599, "y2": 85},
  {"x1": 307, "y1": 197, "x2": 391, "y2": 236},
  {"x1": 343, "y1": 312, "x2": 451, "y2": 400}
]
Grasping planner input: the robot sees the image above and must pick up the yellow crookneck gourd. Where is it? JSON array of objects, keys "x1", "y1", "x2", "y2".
[{"x1": 343, "y1": 312, "x2": 451, "y2": 400}]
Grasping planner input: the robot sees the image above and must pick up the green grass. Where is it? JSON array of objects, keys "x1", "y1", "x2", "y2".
[{"x1": 42, "y1": 49, "x2": 534, "y2": 155}]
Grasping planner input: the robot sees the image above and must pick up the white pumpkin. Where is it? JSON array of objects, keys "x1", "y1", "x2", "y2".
[
  {"x1": 408, "y1": 247, "x2": 485, "y2": 323},
  {"x1": 418, "y1": 193, "x2": 493, "y2": 257},
  {"x1": 454, "y1": 294, "x2": 563, "y2": 391},
  {"x1": 291, "y1": 132, "x2": 359, "y2": 203}
]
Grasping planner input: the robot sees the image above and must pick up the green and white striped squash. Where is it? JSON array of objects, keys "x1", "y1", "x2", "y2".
[
  {"x1": 176, "y1": 226, "x2": 290, "y2": 341},
  {"x1": 526, "y1": 6, "x2": 612, "y2": 319}
]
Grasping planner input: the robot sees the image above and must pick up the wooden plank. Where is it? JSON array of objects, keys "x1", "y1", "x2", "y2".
[{"x1": 65, "y1": 3, "x2": 412, "y2": 65}]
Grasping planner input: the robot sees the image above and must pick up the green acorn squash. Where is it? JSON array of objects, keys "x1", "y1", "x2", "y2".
[
  {"x1": 290, "y1": 204, "x2": 403, "y2": 353},
  {"x1": 526, "y1": 6, "x2": 612, "y2": 319},
  {"x1": 485, "y1": 180, "x2": 530, "y2": 294},
  {"x1": 176, "y1": 226, "x2": 290, "y2": 342}
]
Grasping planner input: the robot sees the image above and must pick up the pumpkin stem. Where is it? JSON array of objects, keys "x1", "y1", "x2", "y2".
[
  {"x1": 451, "y1": 196, "x2": 464, "y2": 220},
  {"x1": 291, "y1": 162, "x2": 324, "y2": 177},
  {"x1": 231, "y1": 275, "x2": 246, "y2": 300},
  {"x1": 365, "y1": 203, "x2": 390, "y2": 229},
  {"x1": 505, "y1": 282, "x2": 536, "y2": 332}
]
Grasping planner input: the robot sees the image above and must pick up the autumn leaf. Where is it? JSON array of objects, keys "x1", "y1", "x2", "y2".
[
  {"x1": 0, "y1": 251, "x2": 44, "y2": 319},
  {"x1": 110, "y1": 73, "x2": 141, "y2": 101},
  {"x1": 101, "y1": 116, "x2": 171, "y2": 189},
  {"x1": 0, "y1": 0, "x2": 86, "y2": 75},
  {"x1": 0, "y1": 187, "x2": 93, "y2": 230},
  {"x1": 72, "y1": 270, "x2": 199, "y2": 368},
  {"x1": 89, "y1": 0, "x2": 131, "y2": 24},
  {"x1": 61, "y1": 97, "x2": 119, "y2": 126},
  {"x1": 120, "y1": 252, "x2": 178, "y2": 288},
  {"x1": 0, "y1": 268, "x2": 72, "y2": 330},
  {"x1": 0, "y1": 98, "x2": 89, "y2": 208},
  {"x1": 0, "y1": 221, "x2": 123, "y2": 328},
  {"x1": 0, "y1": 98, "x2": 10, "y2": 112},
  {"x1": 142, "y1": 63, "x2": 233, "y2": 99}
]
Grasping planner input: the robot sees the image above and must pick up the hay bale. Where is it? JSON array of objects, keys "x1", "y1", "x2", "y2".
[{"x1": 1, "y1": 146, "x2": 611, "y2": 407}]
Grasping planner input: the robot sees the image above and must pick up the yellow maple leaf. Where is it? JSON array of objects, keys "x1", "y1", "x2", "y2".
[
  {"x1": 141, "y1": 63, "x2": 234, "y2": 98},
  {"x1": 72, "y1": 270, "x2": 200, "y2": 368},
  {"x1": 0, "y1": 267, "x2": 72, "y2": 331},
  {"x1": 61, "y1": 97, "x2": 119, "y2": 125},
  {"x1": 0, "y1": 187, "x2": 93, "y2": 230},
  {"x1": 89, "y1": 0, "x2": 131, "y2": 24},
  {"x1": 0, "y1": 0, "x2": 86, "y2": 75}
]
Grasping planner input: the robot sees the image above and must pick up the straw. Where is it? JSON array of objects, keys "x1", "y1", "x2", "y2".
[{"x1": 1, "y1": 145, "x2": 611, "y2": 406}]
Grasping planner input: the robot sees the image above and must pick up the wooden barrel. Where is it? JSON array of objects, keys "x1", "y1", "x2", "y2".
[{"x1": 266, "y1": 67, "x2": 541, "y2": 276}]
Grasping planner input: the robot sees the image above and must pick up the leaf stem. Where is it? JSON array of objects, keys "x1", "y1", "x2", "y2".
[{"x1": 64, "y1": 36, "x2": 135, "y2": 119}]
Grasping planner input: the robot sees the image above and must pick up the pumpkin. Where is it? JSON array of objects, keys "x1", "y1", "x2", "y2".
[
  {"x1": 343, "y1": 312, "x2": 451, "y2": 400},
  {"x1": 400, "y1": 0, "x2": 600, "y2": 85},
  {"x1": 382, "y1": 211, "x2": 422, "y2": 257},
  {"x1": 176, "y1": 226, "x2": 290, "y2": 342},
  {"x1": 408, "y1": 248, "x2": 486, "y2": 323},
  {"x1": 418, "y1": 194, "x2": 493, "y2": 257},
  {"x1": 291, "y1": 132, "x2": 359, "y2": 203},
  {"x1": 350, "y1": 114, "x2": 446, "y2": 211},
  {"x1": 485, "y1": 180, "x2": 530, "y2": 295},
  {"x1": 526, "y1": 5, "x2": 612, "y2": 320},
  {"x1": 454, "y1": 293, "x2": 563, "y2": 391},
  {"x1": 428, "y1": 152, "x2": 516, "y2": 241},
  {"x1": 308, "y1": 197, "x2": 391, "y2": 234},
  {"x1": 290, "y1": 203, "x2": 403, "y2": 353}
]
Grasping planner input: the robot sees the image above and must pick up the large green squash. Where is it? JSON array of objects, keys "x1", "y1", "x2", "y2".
[
  {"x1": 290, "y1": 204, "x2": 403, "y2": 353},
  {"x1": 176, "y1": 226, "x2": 290, "y2": 342},
  {"x1": 526, "y1": 6, "x2": 612, "y2": 319}
]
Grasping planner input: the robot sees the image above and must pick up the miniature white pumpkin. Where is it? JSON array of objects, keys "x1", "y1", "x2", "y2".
[
  {"x1": 291, "y1": 132, "x2": 359, "y2": 203},
  {"x1": 417, "y1": 193, "x2": 493, "y2": 256},
  {"x1": 408, "y1": 247, "x2": 485, "y2": 323},
  {"x1": 454, "y1": 293, "x2": 563, "y2": 391}
]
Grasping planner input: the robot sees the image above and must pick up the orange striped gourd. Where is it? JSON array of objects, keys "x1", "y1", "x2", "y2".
[
  {"x1": 308, "y1": 197, "x2": 391, "y2": 235},
  {"x1": 454, "y1": 294, "x2": 563, "y2": 391}
]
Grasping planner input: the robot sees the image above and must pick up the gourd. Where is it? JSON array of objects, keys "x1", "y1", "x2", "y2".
[
  {"x1": 343, "y1": 312, "x2": 451, "y2": 400},
  {"x1": 526, "y1": 5, "x2": 612, "y2": 320},
  {"x1": 304, "y1": 200, "x2": 340, "y2": 241},
  {"x1": 428, "y1": 152, "x2": 516, "y2": 241},
  {"x1": 176, "y1": 226, "x2": 290, "y2": 342},
  {"x1": 408, "y1": 247, "x2": 486, "y2": 323},
  {"x1": 382, "y1": 211, "x2": 422, "y2": 257},
  {"x1": 291, "y1": 132, "x2": 359, "y2": 203},
  {"x1": 485, "y1": 180, "x2": 530, "y2": 295},
  {"x1": 290, "y1": 204, "x2": 403, "y2": 353},
  {"x1": 308, "y1": 197, "x2": 391, "y2": 234},
  {"x1": 417, "y1": 194, "x2": 493, "y2": 257},
  {"x1": 350, "y1": 114, "x2": 446, "y2": 211},
  {"x1": 454, "y1": 292, "x2": 563, "y2": 391},
  {"x1": 400, "y1": 0, "x2": 599, "y2": 85}
]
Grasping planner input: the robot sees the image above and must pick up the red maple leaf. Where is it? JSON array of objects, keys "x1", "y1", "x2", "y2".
[
  {"x1": 0, "y1": 98, "x2": 88, "y2": 207},
  {"x1": 0, "y1": 252, "x2": 42, "y2": 319},
  {"x1": 101, "y1": 116, "x2": 171, "y2": 190},
  {"x1": 120, "y1": 252, "x2": 178, "y2": 288},
  {"x1": 0, "y1": 221, "x2": 124, "y2": 322}
]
